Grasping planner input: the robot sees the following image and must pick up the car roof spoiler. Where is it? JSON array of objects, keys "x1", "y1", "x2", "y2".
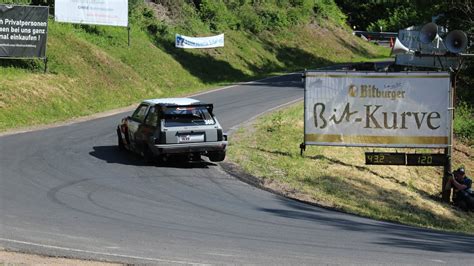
[{"x1": 159, "y1": 103, "x2": 214, "y2": 114}]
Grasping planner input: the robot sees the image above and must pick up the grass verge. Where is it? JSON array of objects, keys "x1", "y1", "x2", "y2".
[{"x1": 228, "y1": 102, "x2": 474, "y2": 234}]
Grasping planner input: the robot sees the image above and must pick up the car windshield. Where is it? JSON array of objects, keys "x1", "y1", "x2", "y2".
[{"x1": 164, "y1": 106, "x2": 215, "y2": 127}]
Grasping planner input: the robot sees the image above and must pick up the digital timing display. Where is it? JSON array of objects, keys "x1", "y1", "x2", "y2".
[
  {"x1": 365, "y1": 152, "x2": 406, "y2": 165},
  {"x1": 406, "y1": 154, "x2": 447, "y2": 166},
  {"x1": 365, "y1": 152, "x2": 447, "y2": 166}
]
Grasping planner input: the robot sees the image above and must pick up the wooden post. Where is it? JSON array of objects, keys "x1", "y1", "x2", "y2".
[
  {"x1": 43, "y1": 57, "x2": 48, "y2": 73},
  {"x1": 127, "y1": 26, "x2": 131, "y2": 47},
  {"x1": 442, "y1": 147, "x2": 451, "y2": 202}
]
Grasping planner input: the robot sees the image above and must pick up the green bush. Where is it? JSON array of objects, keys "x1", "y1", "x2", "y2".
[
  {"x1": 198, "y1": 0, "x2": 238, "y2": 31},
  {"x1": 236, "y1": 4, "x2": 265, "y2": 33},
  {"x1": 0, "y1": 0, "x2": 32, "y2": 5},
  {"x1": 367, "y1": 6, "x2": 418, "y2": 32},
  {"x1": 161, "y1": 0, "x2": 348, "y2": 34},
  {"x1": 454, "y1": 101, "x2": 474, "y2": 144},
  {"x1": 258, "y1": 5, "x2": 291, "y2": 30},
  {"x1": 313, "y1": 0, "x2": 346, "y2": 26}
]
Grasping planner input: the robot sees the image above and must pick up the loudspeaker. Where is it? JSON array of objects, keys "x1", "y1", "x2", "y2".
[
  {"x1": 419, "y1": 22, "x2": 438, "y2": 44},
  {"x1": 445, "y1": 30, "x2": 468, "y2": 53},
  {"x1": 391, "y1": 38, "x2": 413, "y2": 55}
]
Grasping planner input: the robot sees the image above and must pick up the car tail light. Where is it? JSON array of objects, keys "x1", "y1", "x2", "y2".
[{"x1": 217, "y1": 129, "x2": 223, "y2": 141}]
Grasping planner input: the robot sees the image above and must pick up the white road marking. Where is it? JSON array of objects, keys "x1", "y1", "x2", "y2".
[
  {"x1": 205, "y1": 252, "x2": 236, "y2": 257},
  {"x1": 0, "y1": 237, "x2": 209, "y2": 265},
  {"x1": 428, "y1": 259, "x2": 447, "y2": 264}
]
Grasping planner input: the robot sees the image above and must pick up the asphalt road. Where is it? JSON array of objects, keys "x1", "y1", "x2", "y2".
[{"x1": 1, "y1": 74, "x2": 473, "y2": 265}]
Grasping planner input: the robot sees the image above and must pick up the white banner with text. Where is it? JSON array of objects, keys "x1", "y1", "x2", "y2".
[
  {"x1": 55, "y1": 0, "x2": 128, "y2": 27},
  {"x1": 175, "y1": 34, "x2": 224, "y2": 49},
  {"x1": 304, "y1": 71, "x2": 451, "y2": 148}
]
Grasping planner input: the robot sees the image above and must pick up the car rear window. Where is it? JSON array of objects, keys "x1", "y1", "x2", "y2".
[{"x1": 164, "y1": 106, "x2": 215, "y2": 127}]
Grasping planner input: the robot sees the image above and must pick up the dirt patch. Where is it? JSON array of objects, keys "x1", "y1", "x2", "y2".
[{"x1": 0, "y1": 250, "x2": 120, "y2": 265}]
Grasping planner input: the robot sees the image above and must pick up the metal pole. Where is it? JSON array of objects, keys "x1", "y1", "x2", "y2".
[
  {"x1": 442, "y1": 72, "x2": 455, "y2": 202},
  {"x1": 43, "y1": 57, "x2": 48, "y2": 73},
  {"x1": 300, "y1": 69, "x2": 307, "y2": 156}
]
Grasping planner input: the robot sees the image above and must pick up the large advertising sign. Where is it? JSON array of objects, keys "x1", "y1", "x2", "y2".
[
  {"x1": 304, "y1": 71, "x2": 451, "y2": 148},
  {"x1": 55, "y1": 0, "x2": 128, "y2": 27},
  {"x1": 0, "y1": 5, "x2": 48, "y2": 58},
  {"x1": 175, "y1": 34, "x2": 224, "y2": 49}
]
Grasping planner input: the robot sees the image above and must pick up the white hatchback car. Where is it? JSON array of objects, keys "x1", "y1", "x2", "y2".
[{"x1": 117, "y1": 98, "x2": 227, "y2": 162}]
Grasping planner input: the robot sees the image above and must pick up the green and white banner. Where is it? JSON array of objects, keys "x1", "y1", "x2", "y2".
[{"x1": 304, "y1": 71, "x2": 451, "y2": 148}]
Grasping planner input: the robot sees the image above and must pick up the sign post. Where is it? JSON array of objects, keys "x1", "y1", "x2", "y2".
[{"x1": 442, "y1": 72, "x2": 456, "y2": 202}]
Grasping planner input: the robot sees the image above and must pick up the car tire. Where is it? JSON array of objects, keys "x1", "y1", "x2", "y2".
[
  {"x1": 208, "y1": 151, "x2": 226, "y2": 162},
  {"x1": 143, "y1": 145, "x2": 155, "y2": 164},
  {"x1": 117, "y1": 128, "x2": 125, "y2": 151}
]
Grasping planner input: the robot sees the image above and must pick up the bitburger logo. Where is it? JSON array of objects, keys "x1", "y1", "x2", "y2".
[
  {"x1": 348, "y1": 84, "x2": 358, "y2": 97},
  {"x1": 348, "y1": 84, "x2": 406, "y2": 100}
]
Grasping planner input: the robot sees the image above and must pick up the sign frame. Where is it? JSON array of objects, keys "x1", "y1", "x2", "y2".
[{"x1": 303, "y1": 71, "x2": 452, "y2": 149}]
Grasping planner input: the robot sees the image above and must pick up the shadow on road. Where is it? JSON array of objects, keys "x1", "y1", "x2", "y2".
[
  {"x1": 89, "y1": 145, "x2": 216, "y2": 169},
  {"x1": 259, "y1": 197, "x2": 474, "y2": 254}
]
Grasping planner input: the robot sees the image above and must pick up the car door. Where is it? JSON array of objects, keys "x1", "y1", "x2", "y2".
[
  {"x1": 127, "y1": 103, "x2": 149, "y2": 151},
  {"x1": 135, "y1": 105, "x2": 159, "y2": 152}
]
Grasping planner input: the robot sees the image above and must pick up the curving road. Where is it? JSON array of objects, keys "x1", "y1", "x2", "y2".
[{"x1": 1, "y1": 74, "x2": 473, "y2": 265}]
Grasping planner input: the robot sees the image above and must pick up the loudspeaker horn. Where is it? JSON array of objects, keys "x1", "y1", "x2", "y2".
[
  {"x1": 391, "y1": 38, "x2": 413, "y2": 55},
  {"x1": 419, "y1": 22, "x2": 438, "y2": 44},
  {"x1": 445, "y1": 30, "x2": 468, "y2": 53}
]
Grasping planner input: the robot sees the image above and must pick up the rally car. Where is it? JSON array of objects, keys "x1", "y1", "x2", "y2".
[{"x1": 117, "y1": 98, "x2": 227, "y2": 162}]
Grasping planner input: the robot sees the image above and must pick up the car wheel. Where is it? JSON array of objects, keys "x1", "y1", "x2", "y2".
[
  {"x1": 143, "y1": 145, "x2": 155, "y2": 164},
  {"x1": 208, "y1": 151, "x2": 226, "y2": 162},
  {"x1": 190, "y1": 152, "x2": 201, "y2": 162},
  {"x1": 117, "y1": 128, "x2": 125, "y2": 151}
]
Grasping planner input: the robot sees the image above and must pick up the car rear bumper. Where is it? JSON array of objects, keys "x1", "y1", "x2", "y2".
[{"x1": 152, "y1": 141, "x2": 227, "y2": 155}]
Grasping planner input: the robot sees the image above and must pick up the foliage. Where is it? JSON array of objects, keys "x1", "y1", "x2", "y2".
[
  {"x1": 454, "y1": 101, "x2": 474, "y2": 145},
  {"x1": 152, "y1": 0, "x2": 347, "y2": 34},
  {"x1": 335, "y1": 0, "x2": 473, "y2": 141},
  {"x1": 313, "y1": 0, "x2": 346, "y2": 26},
  {"x1": 366, "y1": 5, "x2": 420, "y2": 32},
  {"x1": 0, "y1": 0, "x2": 31, "y2": 4},
  {"x1": 335, "y1": 0, "x2": 439, "y2": 31},
  {"x1": 198, "y1": 0, "x2": 238, "y2": 31}
]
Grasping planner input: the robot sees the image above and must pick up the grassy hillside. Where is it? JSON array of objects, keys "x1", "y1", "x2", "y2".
[{"x1": 0, "y1": 0, "x2": 388, "y2": 131}]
